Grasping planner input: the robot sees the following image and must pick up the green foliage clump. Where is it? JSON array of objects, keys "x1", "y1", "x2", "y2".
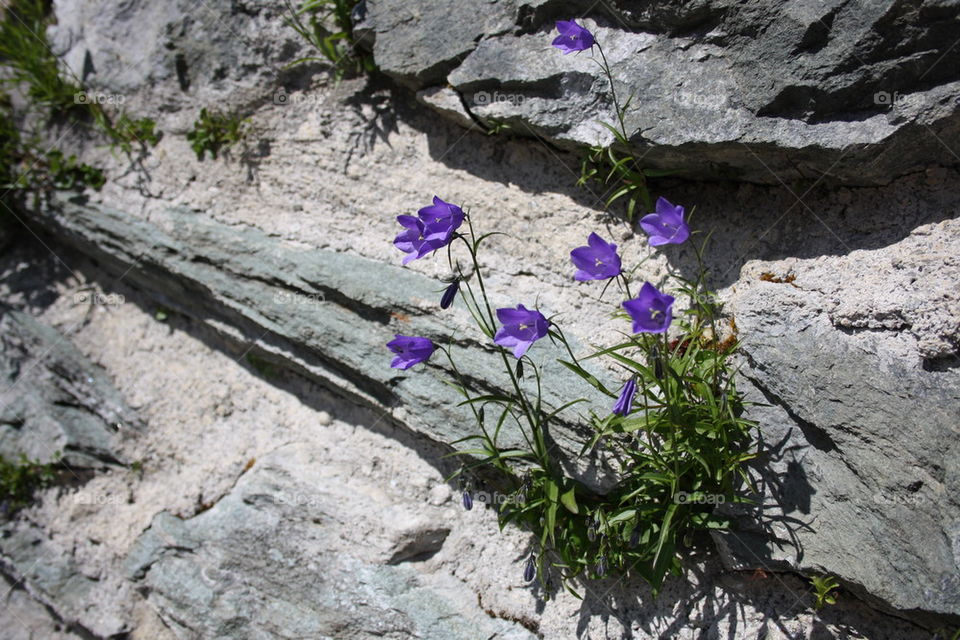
[
  {"x1": 186, "y1": 108, "x2": 248, "y2": 160},
  {"x1": 433, "y1": 216, "x2": 758, "y2": 597},
  {"x1": 0, "y1": 453, "x2": 57, "y2": 514},
  {"x1": 0, "y1": 0, "x2": 161, "y2": 216},
  {"x1": 283, "y1": 0, "x2": 376, "y2": 81}
]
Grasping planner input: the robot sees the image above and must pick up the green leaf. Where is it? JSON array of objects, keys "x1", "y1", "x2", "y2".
[
  {"x1": 557, "y1": 360, "x2": 616, "y2": 397},
  {"x1": 560, "y1": 486, "x2": 579, "y2": 514}
]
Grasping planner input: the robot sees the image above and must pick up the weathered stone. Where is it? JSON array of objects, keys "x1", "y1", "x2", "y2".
[
  {"x1": 0, "y1": 305, "x2": 140, "y2": 467},
  {"x1": 126, "y1": 443, "x2": 537, "y2": 640},
  {"x1": 29, "y1": 194, "x2": 611, "y2": 486},
  {"x1": 367, "y1": 0, "x2": 960, "y2": 185},
  {"x1": 713, "y1": 219, "x2": 960, "y2": 618}
]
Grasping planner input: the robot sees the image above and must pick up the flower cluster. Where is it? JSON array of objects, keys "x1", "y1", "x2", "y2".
[{"x1": 378, "y1": 20, "x2": 755, "y2": 600}]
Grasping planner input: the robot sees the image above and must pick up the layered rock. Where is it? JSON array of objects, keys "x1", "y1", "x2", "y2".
[{"x1": 364, "y1": 0, "x2": 960, "y2": 184}]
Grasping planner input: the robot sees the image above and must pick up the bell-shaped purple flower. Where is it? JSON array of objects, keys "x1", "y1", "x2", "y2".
[
  {"x1": 622, "y1": 282, "x2": 675, "y2": 334},
  {"x1": 570, "y1": 232, "x2": 622, "y2": 281},
  {"x1": 493, "y1": 304, "x2": 549, "y2": 359},
  {"x1": 552, "y1": 20, "x2": 595, "y2": 54},
  {"x1": 394, "y1": 196, "x2": 465, "y2": 265},
  {"x1": 418, "y1": 196, "x2": 465, "y2": 246},
  {"x1": 639, "y1": 197, "x2": 690, "y2": 246},
  {"x1": 440, "y1": 280, "x2": 459, "y2": 309},
  {"x1": 387, "y1": 334, "x2": 436, "y2": 369},
  {"x1": 612, "y1": 376, "x2": 637, "y2": 416},
  {"x1": 394, "y1": 215, "x2": 438, "y2": 265}
]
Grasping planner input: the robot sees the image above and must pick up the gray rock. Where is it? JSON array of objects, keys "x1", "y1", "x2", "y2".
[
  {"x1": 0, "y1": 305, "x2": 140, "y2": 467},
  {"x1": 713, "y1": 222, "x2": 960, "y2": 618},
  {"x1": 126, "y1": 443, "x2": 537, "y2": 640},
  {"x1": 370, "y1": 0, "x2": 960, "y2": 185},
  {"x1": 31, "y1": 195, "x2": 612, "y2": 487}
]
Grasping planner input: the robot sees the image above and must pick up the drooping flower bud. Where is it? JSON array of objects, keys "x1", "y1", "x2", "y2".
[
  {"x1": 440, "y1": 280, "x2": 460, "y2": 309},
  {"x1": 462, "y1": 491, "x2": 473, "y2": 511},
  {"x1": 596, "y1": 555, "x2": 607, "y2": 577},
  {"x1": 523, "y1": 556, "x2": 536, "y2": 582}
]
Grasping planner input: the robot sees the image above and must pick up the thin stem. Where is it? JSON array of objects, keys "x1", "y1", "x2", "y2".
[{"x1": 594, "y1": 43, "x2": 627, "y2": 141}]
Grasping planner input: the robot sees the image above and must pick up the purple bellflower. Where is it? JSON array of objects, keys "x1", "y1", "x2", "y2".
[
  {"x1": 387, "y1": 335, "x2": 436, "y2": 370},
  {"x1": 570, "y1": 232, "x2": 622, "y2": 281},
  {"x1": 623, "y1": 282, "x2": 675, "y2": 334},
  {"x1": 552, "y1": 20, "x2": 595, "y2": 54},
  {"x1": 612, "y1": 376, "x2": 637, "y2": 416},
  {"x1": 418, "y1": 196, "x2": 465, "y2": 245},
  {"x1": 494, "y1": 305, "x2": 549, "y2": 359},
  {"x1": 394, "y1": 196, "x2": 465, "y2": 264},
  {"x1": 639, "y1": 197, "x2": 690, "y2": 246}
]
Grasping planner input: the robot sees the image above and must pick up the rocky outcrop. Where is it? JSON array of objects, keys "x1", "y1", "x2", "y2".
[
  {"x1": 715, "y1": 224, "x2": 960, "y2": 619},
  {"x1": 126, "y1": 444, "x2": 537, "y2": 640},
  {"x1": 364, "y1": 0, "x2": 960, "y2": 185},
  {"x1": 0, "y1": 304, "x2": 139, "y2": 468}
]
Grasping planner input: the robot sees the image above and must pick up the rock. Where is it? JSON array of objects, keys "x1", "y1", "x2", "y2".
[
  {"x1": 29, "y1": 194, "x2": 612, "y2": 487},
  {"x1": 365, "y1": 0, "x2": 960, "y2": 185},
  {"x1": 0, "y1": 304, "x2": 140, "y2": 467},
  {"x1": 126, "y1": 443, "x2": 537, "y2": 640},
  {"x1": 713, "y1": 218, "x2": 960, "y2": 618}
]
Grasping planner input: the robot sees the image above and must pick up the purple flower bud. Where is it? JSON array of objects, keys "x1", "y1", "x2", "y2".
[
  {"x1": 386, "y1": 335, "x2": 436, "y2": 370},
  {"x1": 587, "y1": 525, "x2": 597, "y2": 542},
  {"x1": 552, "y1": 20, "x2": 595, "y2": 54},
  {"x1": 440, "y1": 280, "x2": 460, "y2": 309},
  {"x1": 494, "y1": 305, "x2": 549, "y2": 359},
  {"x1": 629, "y1": 527, "x2": 640, "y2": 548},
  {"x1": 639, "y1": 197, "x2": 690, "y2": 246},
  {"x1": 612, "y1": 376, "x2": 637, "y2": 416},
  {"x1": 462, "y1": 491, "x2": 473, "y2": 511},
  {"x1": 523, "y1": 556, "x2": 536, "y2": 582},
  {"x1": 623, "y1": 282, "x2": 675, "y2": 334}
]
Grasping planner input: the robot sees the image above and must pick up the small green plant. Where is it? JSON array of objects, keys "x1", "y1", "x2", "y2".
[
  {"x1": 810, "y1": 574, "x2": 840, "y2": 610},
  {"x1": 0, "y1": 0, "x2": 161, "y2": 218},
  {"x1": 0, "y1": 0, "x2": 83, "y2": 115},
  {"x1": 283, "y1": 0, "x2": 376, "y2": 81},
  {"x1": 0, "y1": 453, "x2": 57, "y2": 514},
  {"x1": 186, "y1": 108, "x2": 247, "y2": 160}
]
